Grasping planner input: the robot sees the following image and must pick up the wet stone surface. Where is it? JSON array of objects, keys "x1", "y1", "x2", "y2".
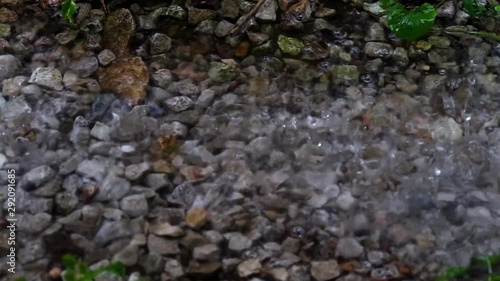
[{"x1": 2, "y1": 1, "x2": 500, "y2": 281}]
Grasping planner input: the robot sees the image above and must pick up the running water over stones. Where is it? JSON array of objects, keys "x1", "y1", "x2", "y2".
[{"x1": 1, "y1": 0, "x2": 500, "y2": 280}]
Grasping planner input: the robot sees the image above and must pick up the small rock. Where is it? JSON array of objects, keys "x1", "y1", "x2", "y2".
[
  {"x1": 215, "y1": 20, "x2": 235, "y2": 37},
  {"x1": 98, "y1": 57, "x2": 149, "y2": 105},
  {"x1": 0, "y1": 23, "x2": 11, "y2": 38},
  {"x1": 336, "y1": 238, "x2": 364, "y2": 259},
  {"x1": 94, "y1": 220, "x2": 132, "y2": 246},
  {"x1": 365, "y1": 22, "x2": 385, "y2": 41},
  {"x1": 176, "y1": 79, "x2": 200, "y2": 95},
  {"x1": 97, "y1": 49, "x2": 116, "y2": 66},
  {"x1": 113, "y1": 245, "x2": 139, "y2": 266},
  {"x1": 237, "y1": 259, "x2": 261, "y2": 278},
  {"x1": 270, "y1": 267, "x2": 289, "y2": 281},
  {"x1": 163, "y1": 5, "x2": 187, "y2": 20},
  {"x1": 2, "y1": 76, "x2": 28, "y2": 97},
  {"x1": 431, "y1": 117, "x2": 462, "y2": 141},
  {"x1": 311, "y1": 260, "x2": 341, "y2": 281},
  {"x1": 437, "y1": 1, "x2": 455, "y2": 18},
  {"x1": 148, "y1": 234, "x2": 181, "y2": 255},
  {"x1": 196, "y1": 89, "x2": 215, "y2": 108},
  {"x1": 102, "y1": 8, "x2": 136, "y2": 58},
  {"x1": 186, "y1": 208, "x2": 208, "y2": 229},
  {"x1": 29, "y1": 67, "x2": 63, "y2": 90},
  {"x1": 193, "y1": 244, "x2": 220, "y2": 260},
  {"x1": 256, "y1": 0, "x2": 277, "y2": 21},
  {"x1": 188, "y1": 7, "x2": 217, "y2": 25},
  {"x1": 20, "y1": 165, "x2": 55, "y2": 191},
  {"x1": 0, "y1": 7, "x2": 17, "y2": 23},
  {"x1": 208, "y1": 62, "x2": 237, "y2": 82},
  {"x1": 120, "y1": 194, "x2": 148, "y2": 217},
  {"x1": 144, "y1": 173, "x2": 171, "y2": 191},
  {"x1": 228, "y1": 233, "x2": 253, "y2": 252},
  {"x1": 221, "y1": 0, "x2": 240, "y2": 19},
  {"x1": 277, "y1": 35, "x2": 304, "y2": 56},
  {"x1": 164, "y1": 258, "x2": 185, "y2": 278},
  {"x1": 167, "y1": 183, "x2": 196, "y2": 208},
  {"x1": 69, "y1": 56, "x2": 99, "y2": 78},
  {"x1": 125, "y1": 162, "x2": 151, "y2": 181},
  {"x1": 364, "y1": 42, "x2": 393, "y2": 58},
  {"x1": 90, "y1": 122, "x2": 111, "y2": 141},
  {"x1": 0, "y1": 54, "x2": 19, "y2": 81},
  {"x1": 149, "y1": 33, "x2": 172, "y2": 55},
  {"x1": 76, "y1": 159, "x2": 107, "y2": 182},
  {"x1": 18, "y1": 213, "x2": 51, "y2": 233},
  {"x1": 150, "y1": 220, "x2": 184, "y2": 237},
  {"x1": 331, "y1": 65, "x2": 359, "y2": 86},
  {"x1": 139, "y1": 253, "x2": 165, "y2": 274},
  {"x1": 55, "y1": 192, "x2": 79, "y2": 214},
  {"x1": 165, "y1": 96, "x2": 195, "y2": 112},
  {"x1": 195, "y1": 20, "x2": 218, "y2": 34},
  {"x1": 151, "y1": 69, "x2": 173, "y2": 89},
  {"x1": 95, "y1": 175, "x2": 131, "y2": 201},
  {"x1": 337, "y1": 191, "x2": 356, "y2": 211}
]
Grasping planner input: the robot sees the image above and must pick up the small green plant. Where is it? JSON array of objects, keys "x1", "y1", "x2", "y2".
[
  {"x1": 381, "y1": 0, "x2": 437, "y2": 40},
  {"x1": 436, "y1": 254, "x2": 500, "y2": 281},
  {"x1": 61, "y1": 0, "x2": 77, "y2": 23},
  {"x1": 62, "y1": 254, "x2": 125, "y2": 281},
  {"x1": 462, "y1": 0, "x2": 486, "y2": 16}
]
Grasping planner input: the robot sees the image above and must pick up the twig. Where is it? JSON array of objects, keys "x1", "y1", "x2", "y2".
[
  {"x1": 99, "y1": 0, "x2": 108, "y2": 14},
  {"x1": 230, "y1": 0, "x2": 267, "y2": 36}
]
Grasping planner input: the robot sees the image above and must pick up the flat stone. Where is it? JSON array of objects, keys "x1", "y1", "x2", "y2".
[
  {"x1": 193, "y1": 244, "x2": 220, "y2": 261},
  {"x1": 29, "y1": 67, "x2": 63, "y2": 90},
  {"x1": 19, "y1": 165, "x2": 55, "y2": 191},
  {"x1": 311, "y1": 260, "x2": 341, "y2": 281},
  {"x1": 150, "y1": 219, "x2": 185, "y2": 237},
  {"x1": 102, "y1": 8, "x2": 136, "y2": 58},
  {"x1": 98, "y1": 57, "x2": 149, "y2": 105},
  {"x1": 148, "y1": 234, "x2": 181, "y2": 255},
  {"x1": 94, "y1": 175, "x2": 131, "y2": 201},
  {"x1": 336, "y1": 237, "x2": 364, "y2": 259},
  {"x1": 120, "y1": 194, "x2": 148, "y2": 217},
  {"x1": 237, "y1": 259, "x2": 261, "y2": 278}
]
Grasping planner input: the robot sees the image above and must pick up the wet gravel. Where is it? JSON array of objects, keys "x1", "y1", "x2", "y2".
[{"x1": 1, "y1": 0, "x2": 500, "y2": 280}]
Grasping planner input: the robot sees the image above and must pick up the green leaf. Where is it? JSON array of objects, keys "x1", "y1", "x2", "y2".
[
  {"x1": 15, "y1": 278, "x2": 27, "y2": 281},
  {"x1": 381, "y1": 0, "x2": 396, "y2": 9},
  {"x1": 435, "y1": 266, "x2": 469, "y2": 281},
  {"x1": 386, "y1": 2, "x2": 437, "y2": 40},
  {"x1": 462, "y1": 0, "x2": 486, "y2": 17},
  {"x1": 61, "y1": 0, "x2": 77, "y2": 23},
  {"x1": 102, "y1": 262, "x2": 126, "y2": 277}
]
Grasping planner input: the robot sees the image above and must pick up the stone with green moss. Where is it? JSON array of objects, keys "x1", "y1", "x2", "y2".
[
  {"x1": 165, "y1": 5, "x2": 187, "y2": 20},
  {"x1": 208, "y1": 62, "x2": 237, "y2": 83},
  {"x1": 0, "y1": 23, "x2": 10, "y2": 37},
  {"x1": 277, "y1": 35, "x2": 304, "y2": 56},
  {"x1": 331, "y1": 65, "x2": 359, "y2": 86}
]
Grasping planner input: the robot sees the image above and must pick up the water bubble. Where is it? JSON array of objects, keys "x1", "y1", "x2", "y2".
[
  {"x1": 317, "y1": 61, "x2": 331, "y2": 71},
  {"x1": 361, "y1": 74, "x2": 374, "y2": 83},
  {"x1": 290, "y1": 225, "x2": 305, "y2": 238}
]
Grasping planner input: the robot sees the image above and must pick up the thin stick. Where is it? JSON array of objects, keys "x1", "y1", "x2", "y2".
[
  {"x1": 230, "y1": 0, "x2": 267, "y2": 36},
  {"x1": 99, "y1": 0, "x2": 108, "y2": 14}
]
